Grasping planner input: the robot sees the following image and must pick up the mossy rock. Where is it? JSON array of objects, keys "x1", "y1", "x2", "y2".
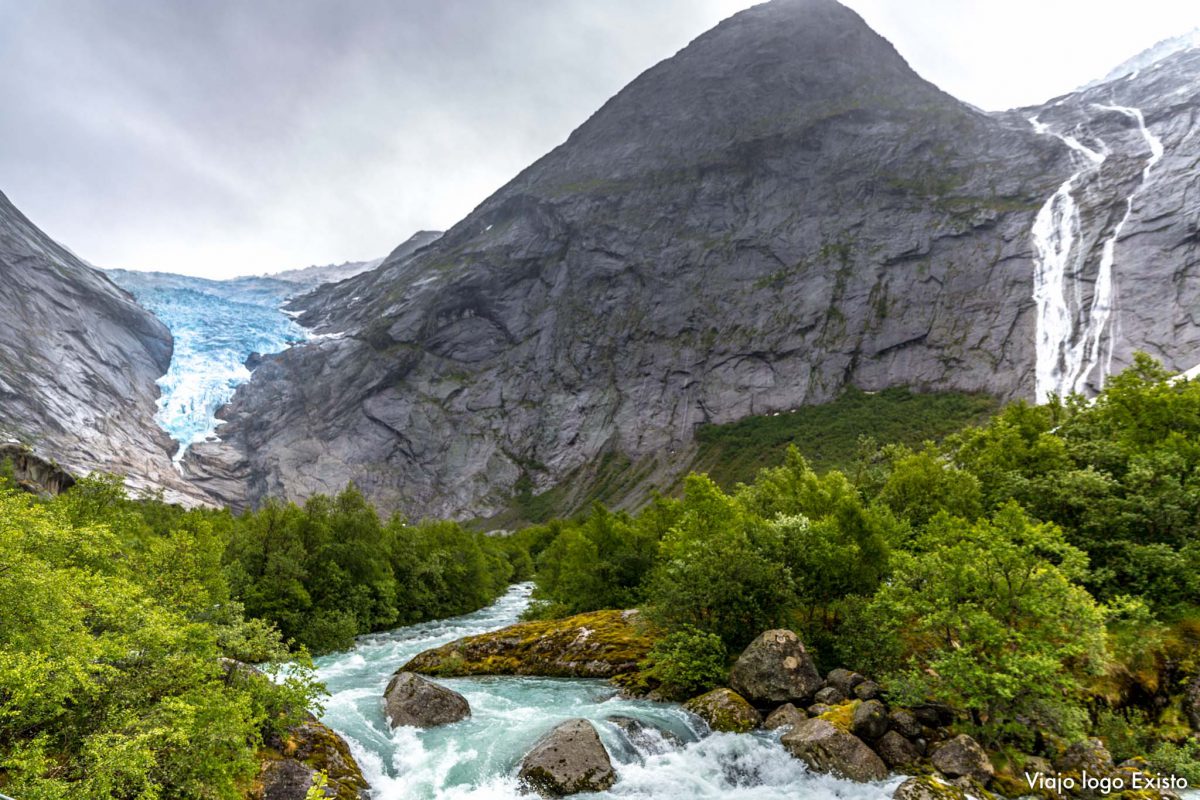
[
  {"x1": 894, "y1": 776, "x2": 981, "y2": 800},
  {"x1": 400, "y1": 609, "x2": 656, "y2": 679},
  {"x1": 251, "y1": 720, "x2": 369, "y2": 800},
  {"x1": 819, "y1": 699, "x2": 860, "y2": 732},
  {"x1": 683, "y1": 688, "x2": 763, "y2": 733}
]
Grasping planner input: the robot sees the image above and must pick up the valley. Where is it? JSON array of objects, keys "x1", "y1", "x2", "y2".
[{"x1": 3, "y1": 2, "x2": 1200, "y2": 799}]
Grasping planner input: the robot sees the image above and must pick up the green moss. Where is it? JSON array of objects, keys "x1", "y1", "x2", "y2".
[
  {"x1": 683, "y1": 688, "x2": 760, "y2": 733},
  {"x1": 400, "y1": 609, "x2": 657, "y2": 680},
  {"x1": 818, "y1": 700, "x2": 859, "y2": 733}
]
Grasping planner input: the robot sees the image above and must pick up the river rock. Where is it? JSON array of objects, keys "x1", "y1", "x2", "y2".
[
  {"x1": 782, "y1": 717, "x2": 889, "y2": 782},
  {"x1": 893, "y1": 775, "x2": 969, "y2": 800},
  {"x1": 889, "y1": 708, "x2": 924, "y2": 739},
  {"x1": 853, "y1": 679, "x2": 882, "y2": 700},
  {"x1": 383, "y1": 672, "x2": 470, "y2": 728},
  {"x1": 607, "y1": 715, "x2": 680, "y2": 755},
  {"x1": 764, "y1": 703, "x2": 808, "y2": 731},
  {"x1": 912, "y1": 704, "x2": 955, "y2": 728},
  {"x1": 728, "y1": 629, "x2": 823, "y2": 706},
  {"x1": 683, "y1": 688, "x2": 762, "y2": 733},
  {"x1": 875, "y1": 730, "x2": 923, "y2": 770},
  {"x1": 814, "y1": 686, "x2": 846, "y2": 705},
  {"x1": 517, "y1": 718, "x2": 617, "y2": 797},
  {"x1": 253, "y1": 720, "x2": 370, "y2": 800},
  {"x1": 1055, "y1": 738, "x2": 1114, "y2": 775},
  {"x1": 851, "y1": 699, "x2": 889, "y2": 741},
  {"x1": 931, "y1": 734, "x2": 994, "y2": 785},
  {"x1": 398, "y1": 609, "x2": 653, "y2": 680},
  {"x1": 826, "y1": 668, "x2": 867, "y2": 696}
]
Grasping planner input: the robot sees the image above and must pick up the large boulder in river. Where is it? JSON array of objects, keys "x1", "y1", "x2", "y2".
[
  {"x1": 384, "y1": 672, "x2": 470, "y2": 728},
  {"x1": 517, "y1": 718, "x2": 617, "y2": 797},
  {"x1": 400, "y1": 609, "x2": 653, "y2": 679},
  {"x1": 781, "y1": 717, "x2": 888, "y2": 782},
  {"x1": 931, "y1": 734, "x2": 994, "y2": 785},
  {"x1": 683, "y1": 688, "x2": 762, "y2": 733},
  {"x1": 728, "y1": 629, "x2": 823, "y2": 706}
]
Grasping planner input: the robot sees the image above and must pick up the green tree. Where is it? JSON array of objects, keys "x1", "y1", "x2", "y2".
[
  {"x1": 645, "y1": 475, "x2": 791, "y2": 649},
  {"x1": 854, "y1": 503, "x2": 1106, "y2": 743}
]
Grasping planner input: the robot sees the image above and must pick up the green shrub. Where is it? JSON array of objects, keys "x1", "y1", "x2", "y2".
[{"x1": 641, "y1": 626, "x2": 728, "y2": 700}]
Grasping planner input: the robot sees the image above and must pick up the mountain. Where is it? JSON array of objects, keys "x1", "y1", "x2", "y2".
[
  {"x1": 181, "y1": 0, "x2": 1199, "y2": 520},
  {"x1": 265, "y1": 231, "x2": 441, "y2": 286},
  {"x1": 1086, "y1": 28, "x2": 1200, "y2": 88},
  {"x1": 266, "y1": 258, "x2": 384, "y2": 286},
  {"x1": 0, "y1": 191, "x2": 204, "y2": 503}
]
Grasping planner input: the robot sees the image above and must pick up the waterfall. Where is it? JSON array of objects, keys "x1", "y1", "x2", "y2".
[
  {"x1": 1089, "y1": 105, "x2": 1165, "y2": 385},
  {"x1": 1028, "y1": 117, "x2": 1105, "y2": 403},
  {"x1": 1028, "y1": 105, "x2": 1162, "y2": 402}
]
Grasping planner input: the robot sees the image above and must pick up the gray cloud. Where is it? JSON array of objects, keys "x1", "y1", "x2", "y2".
[{"x1": 0, "y1": 0, "x2": 1195, "y2": 278}]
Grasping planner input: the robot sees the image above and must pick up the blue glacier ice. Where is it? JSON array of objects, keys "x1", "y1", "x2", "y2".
[{"x1": 107, "y1": 269, "x2": 309, "y2": 460}]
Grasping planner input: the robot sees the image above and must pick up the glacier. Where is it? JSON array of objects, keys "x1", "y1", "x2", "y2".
[{"x1": 107, "y1": 270, "x2": 309, "y2": 461}]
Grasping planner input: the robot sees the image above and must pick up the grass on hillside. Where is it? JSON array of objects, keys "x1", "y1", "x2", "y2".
[
  {"x1": 479, "y1": 387, "x2": 1001, "y2": 529},
  {"x1": 690, "y1": 387, "x2": 1000, "y2": 489}
]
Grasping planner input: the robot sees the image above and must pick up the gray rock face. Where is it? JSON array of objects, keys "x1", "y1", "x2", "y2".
[
  {"x1": 782, "y1": 717, "x2": 889, "y2": 782},
  {"x1": 0, "y1": 191, "x2": 204, "y2": 505},
  {"x1": 931, "y1": 734, "x2": 994, "y2": 785},
  {"x1": 729, "y1": 629, "x2": 824, "y2": 707},
  {"x1": 517, "y1": 718, "x2": 617, "y2": 797},
  {"x1": 383, "y1": 672, "x2": 470, "y2": 728},
  {"x1": 0, "y1": 443, "x2": 76, "y2": 495},
  {"x1": 1186, "y1": 674, "x2": 1200, "y2": 730},
  {"x1": 181, "y1": 1, "x2": 1200, "y2": 520}
]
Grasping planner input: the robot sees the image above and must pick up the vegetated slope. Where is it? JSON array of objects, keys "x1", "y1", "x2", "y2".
[
  {"x1": 690, "y1": 388, "x2": 1000, "y2": 489},
  {"x1": 183, "y1": 0, "x2": 1200, "y2": 521},
  {"x1": 0, "y1": 190, "x2": 204, "y2": 502}
]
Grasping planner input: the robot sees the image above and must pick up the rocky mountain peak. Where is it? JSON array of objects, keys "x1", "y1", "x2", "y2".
[{"x1": 183, "y1": 0, "x2": 1081, "y2": 519}]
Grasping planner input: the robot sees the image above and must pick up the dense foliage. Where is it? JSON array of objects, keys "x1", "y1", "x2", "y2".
[
  {"x1": 0, "y1": 476, "x2": 319, "y2": 800},
  {"x1": 0, "y1": 474, "x2": 523, "y2": 798},
  {"x1": 529, "y1": 359, "x2": 1200, "y2": 759},
  {"x1": 223, "y1": 486, "x2": 517, "y2": 653}
]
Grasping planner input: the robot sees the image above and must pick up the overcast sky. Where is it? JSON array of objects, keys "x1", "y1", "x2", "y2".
[{"x1": 0, "y1": 0, "x2": 1196, "y2": 279}]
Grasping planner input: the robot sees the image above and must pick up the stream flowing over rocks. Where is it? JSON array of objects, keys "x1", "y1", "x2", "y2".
[{"x1": 312, "y1": 584, "x2": 905, "y2": 799}]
